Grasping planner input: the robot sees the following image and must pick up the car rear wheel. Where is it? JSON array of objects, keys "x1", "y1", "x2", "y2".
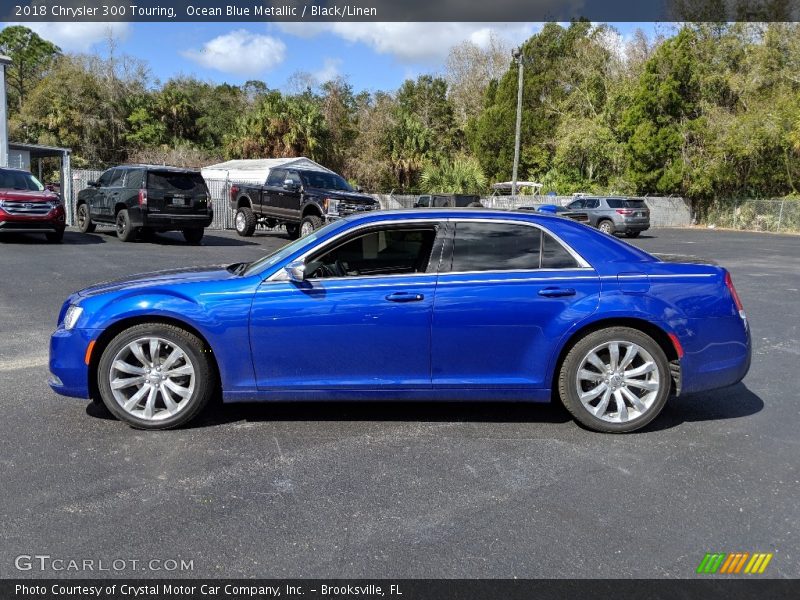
[
  {"x1": 45, "y1": 229, "x2": 64, "y2": 243},
  {"x1": 558, "y1": 327, "x2": 670, "y2": 433},
  {"x1": 300, "y1": 215, "x2": 323, "y2": 237},
  {"x1": 234, "y1": 207, "x2": 256, "y2": 237},
  {"x1": 76, "y1": 203, "x2": 96, "y2": 233},
  {"x1": 97, "y1": 323, "x2": 217, "y2": 430},
  {"x1": 115, "y1": 209, "x2": 137, "y2": 242},
  {"x1": 182, "y1": 228, "x2": 204, "y2": 244},
  {"x1": 598, "y1": 220, "x2": 615, "y2": 235}
]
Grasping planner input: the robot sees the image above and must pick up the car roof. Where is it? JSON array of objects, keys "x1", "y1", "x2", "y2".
[
  {"x1": 113, "y1": 164, "x2": 202, "y2": 173},
  {"x1": 343, "y1": 208, "x2": 565, "y2": 225}
]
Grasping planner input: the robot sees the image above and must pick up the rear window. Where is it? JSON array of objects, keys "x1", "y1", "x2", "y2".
[
  {"x1": 606, "y1": 198, "x2": 646, "y2": 209},
  {"x1": 147, "y1": 171, "x2": 207, "y2": 194}
]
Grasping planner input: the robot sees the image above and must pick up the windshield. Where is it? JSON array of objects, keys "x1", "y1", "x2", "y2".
[
  {"x1": 0, "y1": 169, "x2": 45, "y2": 191},
  {"x1": 242, "y1": 219, "x2": 345, "y2": 276},
  {"x1": 299, "y1": 171, "x2": 353, "y2": 192}
]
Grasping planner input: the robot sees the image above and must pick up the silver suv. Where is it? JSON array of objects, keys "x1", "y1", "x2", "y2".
[{"x1": 565, "y1": 197, "x2": 650, "y2": 238}]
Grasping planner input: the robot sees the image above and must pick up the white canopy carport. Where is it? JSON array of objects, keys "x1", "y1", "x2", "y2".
[{"x1": 201, "y1": 157, "x2": 333, "y2": 184}]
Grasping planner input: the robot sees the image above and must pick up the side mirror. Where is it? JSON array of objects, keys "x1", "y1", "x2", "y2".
[
  {"x1": 88, "y1": 180, "x2": 98, "y2": 187},
  {"x1": 283, "y1": 180, "x2": 298, "y2": 191},
  {"x1": 284, "y1": 259, "x2": 306, "y2": 282},
  {"x1": 355, "y1": 185, "x2": 363, "y2": 192}
]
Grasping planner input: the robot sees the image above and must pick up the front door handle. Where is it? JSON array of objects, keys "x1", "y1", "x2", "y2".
[
  {"x1": 385, "y1": 292, "x2": 424, "y2": 303},
  {"x1": 538, "y1": 287, "x2": 576, "y2": 298}
]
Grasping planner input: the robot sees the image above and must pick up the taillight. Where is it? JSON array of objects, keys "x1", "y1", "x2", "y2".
[
  {"x1": 725, "y1": 271, "x2": 746, "y2": 321},
  {"x1": 230, "y1": 185, "x2": 239, "y2": 202},
  {"x1": 138, "y1": 189, "x2": 147, "y2": 207},
  {"x1": 616, "y1": 209, "x2": 634, "y2": 215}
]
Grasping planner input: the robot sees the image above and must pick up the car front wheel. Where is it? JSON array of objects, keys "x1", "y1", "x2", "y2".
[
  {"x1": 300, "y1": 215, "x2": 323, "y2": 237},
  {"x1": 97, "y1": 323, "x2": 217, "y2": 429},
  {"x1": 558, "y1": 327, "x2": 671, "y2": 433},
  {"x1": 76, "y1": 203, "x2": 96, "y2": 233}
]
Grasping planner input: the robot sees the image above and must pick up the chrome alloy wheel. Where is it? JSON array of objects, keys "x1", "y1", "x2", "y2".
[
  {"x1": 300, "y1": 220, "x2": 315, "y2": 236},
  {"x1": 235, "y1": 211, "x2": 246, "y2": 232},
  {"x1": 575, "y1": 341, "x2": 660, "y2": 423},
  {"x1": 108, "y1": 337, "x2": 196, "y2": 421}
]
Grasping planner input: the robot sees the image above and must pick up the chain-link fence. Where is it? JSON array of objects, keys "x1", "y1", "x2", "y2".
[
  {"x1": 698, "y1": 198, "x2": 800, "y2": 233},
  {"x1": 72, "y1": 169, "x2": 798, "y2": 234}
]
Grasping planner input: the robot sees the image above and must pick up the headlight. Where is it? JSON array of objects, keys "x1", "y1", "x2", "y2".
[
  {"x1": 63, "y1": 305, "x2": 83, "y2": 330},
  {"x1": 324, "y1": 198, "x2": 340, "y2": 215}
]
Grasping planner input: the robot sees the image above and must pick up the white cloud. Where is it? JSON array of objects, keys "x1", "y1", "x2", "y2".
[
  {"x1": 312, "y1": 58, "x2": 342, "y2": 84},
  {"x1": 278, "y1": 22, "x2": 540, "y2": 64},
  {"x1": 183, "y1": 30, "x2": 286, "y2": 76},
  {"x1": 16, "y1": 22, "x2": 130, "y2": 52}
]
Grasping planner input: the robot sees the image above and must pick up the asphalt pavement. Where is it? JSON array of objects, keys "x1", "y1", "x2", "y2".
[{"x1": 0, "y1": 224, "x2": 797, "y2": 578}]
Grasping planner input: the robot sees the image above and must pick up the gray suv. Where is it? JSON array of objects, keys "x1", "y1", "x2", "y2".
[{"x1": 565, "y1": 197, "x2": 650, "y2": 238}]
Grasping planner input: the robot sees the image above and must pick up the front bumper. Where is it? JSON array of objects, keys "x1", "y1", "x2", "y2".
[
  {"x1": 0, "y1": 206, "x2": 66, "y2": 233},
  {"x1": 49, "y1": 327, "x2": 100, "y2": 399}
]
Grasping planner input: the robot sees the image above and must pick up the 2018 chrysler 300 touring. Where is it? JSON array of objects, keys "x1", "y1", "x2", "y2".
[{"x1": 49, "y1": 210, "x2": 751, "y2": 433}]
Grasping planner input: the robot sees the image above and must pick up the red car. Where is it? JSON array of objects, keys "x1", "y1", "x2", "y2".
[{"x1": 0, "y1": 167, "x2": 66, "y2": 242}]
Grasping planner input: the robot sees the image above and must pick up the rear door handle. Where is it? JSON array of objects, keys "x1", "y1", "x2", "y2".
[
  {"x1": 385, "y1": 292, "x2": 424, "y2": 303},
  {"x1": 538, "y1": 287, "x2": 576, "y2": 298}
]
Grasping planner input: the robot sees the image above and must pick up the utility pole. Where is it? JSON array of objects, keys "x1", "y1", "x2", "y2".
[
  {"x1": 0, "y1": 55, "x2": 10, "y2": 168},
  {"x1": 511, "y1": 48, "x2": 524, "y2": 197}
]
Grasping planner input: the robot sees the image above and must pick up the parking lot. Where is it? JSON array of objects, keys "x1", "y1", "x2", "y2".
[{"x1": 0, "y1": 224, "x2": 798, "y2": 578}]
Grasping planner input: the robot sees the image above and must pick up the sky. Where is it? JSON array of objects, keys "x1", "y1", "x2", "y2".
[{"x1": 7, "y1": 21, "x2": 669, "y2": 92}]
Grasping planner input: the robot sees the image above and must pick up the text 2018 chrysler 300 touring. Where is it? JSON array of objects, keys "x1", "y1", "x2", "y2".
[{"x1": 49, "y1": 210, "x2": 750, "y2": 433}]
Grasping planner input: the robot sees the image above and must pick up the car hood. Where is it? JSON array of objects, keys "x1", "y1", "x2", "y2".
[
  {"x1": 75, "y1": 265, "x2": 238, "y2": 298},
  {"x1": 0, "y1": 189, "x2": 59, "y2": 202},
  {"x1": 305, "y1": 188, "x2": 377, "y2": 204}
]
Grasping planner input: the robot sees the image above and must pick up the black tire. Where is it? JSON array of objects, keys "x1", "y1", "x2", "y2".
[
  {"x1": 97, "y1": 323, "x2": 217, "y2": 430},
  {"x1": 45, "y1": 229, "x2": 64, "y2": 243},
  {"x1": 234, "y1": 206, "x2": 256, "y2": 237},
  {"x1": 558, "y1": 326, "x2": 671, "y2": 433},
  {"x1": 115, "y1": 209, "x2": 137, "y2": 242},
  {"x1": 597, "y1": 219, "x2": 615, "y2": 235},
  {"x1": 76, "y1": 203, "x2": 96, "y2": 233},
  {"x1": 285, "y1": 223, "x2": 300, "y2": 240},
  {"x1": 625, "y1": 231, "x2": 641, "y2": 238},
  {"x1": 182, "y1": 228, "x2": 204, "y2": 244},
  {"x1": 300, "y1": 214, "x2": 323, "y2": 237}
]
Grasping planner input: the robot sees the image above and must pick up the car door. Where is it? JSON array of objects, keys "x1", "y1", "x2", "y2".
[
  {"x1": 263, "y1": 168, "x2": 288, "y2": 217},
  {"x1": 89, "y1": 169, "x2": 114, "y2": 221},
  {"x1": 104, "y1": 168, "x2": 126, "y2": 217},
  {"x1": 249, "y1": 220, "x2": 446, "y2": 390},
  {"x1": 431, "y1": 219, "x2": 600, "y2": 389},
  {"x1": 280, "y1": 169, "x2": 302, "y2": 216}
]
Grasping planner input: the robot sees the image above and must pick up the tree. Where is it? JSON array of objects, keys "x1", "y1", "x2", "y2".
[
  {"x1": 445, "y1": 33, "x2": 509, "y2": 123},
  {"x1": 0, "y1": 25, "x2": 61, "y2": 112},
  {"x1": 420, "y1": 155, "x2": 487, "y2": 194}
]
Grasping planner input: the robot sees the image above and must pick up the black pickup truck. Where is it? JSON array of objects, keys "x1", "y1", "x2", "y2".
[{"x1": 229, "y1": 167, "x2": 379, "y2": 238}]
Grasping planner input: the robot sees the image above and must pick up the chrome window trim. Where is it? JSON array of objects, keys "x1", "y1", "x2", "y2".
[{"x1": 264, "y1": 216, "x2": 593, "y2": 283}]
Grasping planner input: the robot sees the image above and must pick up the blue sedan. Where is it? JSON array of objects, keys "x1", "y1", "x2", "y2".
[{"x1": 49, "y1": 210, "x2": 751, "y2": 433}]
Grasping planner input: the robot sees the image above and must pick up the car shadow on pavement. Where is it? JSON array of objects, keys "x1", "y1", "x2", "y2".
[
  {"x1": 0, "y1": 231, "x2": 106, "y2": 244},
  {"x1": 640, "y1": 383, "x2": 763, "y2": 432},
  {"x1": 192, "y1": 399, "x2": 573, "y2": 428},
  {"x1": 85, "y1": 383, "x2": 764, "y2": 431}
]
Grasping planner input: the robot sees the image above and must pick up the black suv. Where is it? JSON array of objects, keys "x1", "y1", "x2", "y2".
[{"x1": 76, "y1": 165, "x2": 213, "y2": 243}]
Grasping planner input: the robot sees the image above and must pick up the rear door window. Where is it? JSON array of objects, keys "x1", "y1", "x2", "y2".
[
  {"x1": 146, "y1": 171, "x2": 207, "y2": 195},
  {"x1": 451, "y1": 222, "x2": 541, "y2": 272},
  {"x1": 541, "y1": 233, "x2": 579, "y2": 269}
]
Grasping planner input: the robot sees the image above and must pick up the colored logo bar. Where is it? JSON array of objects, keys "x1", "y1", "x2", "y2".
[{"x1": 696, "y1": 552, "x2": 773, "y2": 574}]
